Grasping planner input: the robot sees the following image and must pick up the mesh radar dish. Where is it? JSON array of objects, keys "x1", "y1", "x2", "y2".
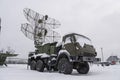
[
  {"x1": 21, "y1": 8, "x2": 61, "y2": 46},
  {"x1": 33, "y1": 28, "x2": 61, "y2": 45},
  {"x1": 23, "y1": 8, "x2": 61, "y2": 29},
  {"x1": 21, "y1": 23, "x2": 61, "y2": 45},
  {"x1": 21, "y1": 23, "x2": 34, "y2": 40},
  {"x1": 43, "y1": 29, "x2": 61, "y2": 43}
]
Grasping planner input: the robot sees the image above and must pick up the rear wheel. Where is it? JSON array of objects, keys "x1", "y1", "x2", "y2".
[
  {"x1": 30, "y1": 60, "x2": 36, "y2": 70},
  {"x1": 36, "y1": 60, "x2": 45, "y2": 72},
  {"x1": 77, "y1": 62, "x2": 89, "y2": 74},
  {"x1": 58, "y1": 58, "x2": 73, "y2": 74}
]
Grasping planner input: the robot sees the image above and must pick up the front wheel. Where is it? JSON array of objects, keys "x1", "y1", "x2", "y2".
[
  {"x1": 77, "y1": 62, "x2": 89, "y2": 74},
  {"x1": 58, "y1": 58, "x2": 73, "y2": 74}
]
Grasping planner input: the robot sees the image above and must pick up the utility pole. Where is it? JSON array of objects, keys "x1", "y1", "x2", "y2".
[
  {"x1": 101, "y1": 48, "x2": 104, "y2": 62},
  {"x1": 0, "y1": 18, "x2": 1, "y2": 47},
  {"x1": 0, "y1": 17, "x2": 2, "y2": 51},
  {"x1": 0, "y1": 18, "x2": 1, "y2": 32}
]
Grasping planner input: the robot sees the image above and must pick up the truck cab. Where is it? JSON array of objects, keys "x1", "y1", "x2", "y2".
[{"x1": 57, "y1": 33, "x2": 97, "y2": 74}]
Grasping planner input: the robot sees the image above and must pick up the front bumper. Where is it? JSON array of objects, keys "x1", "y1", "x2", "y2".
[{"x1": 70, "y1": 56, "x2": 98, "y2": 62}]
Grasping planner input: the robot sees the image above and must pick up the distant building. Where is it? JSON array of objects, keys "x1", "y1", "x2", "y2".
[{"x1": 107, "y1": 56, "x2": 119, "y2": 65}]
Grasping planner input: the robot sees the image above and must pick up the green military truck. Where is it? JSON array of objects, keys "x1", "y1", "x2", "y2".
[{"x1": 28, "y1": 33, "x2": 99, "y2": 74}]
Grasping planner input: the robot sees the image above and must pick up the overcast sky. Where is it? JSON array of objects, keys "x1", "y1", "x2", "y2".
[{"x1": 0, "y1": 0, "x2": 120, "y2": 59}]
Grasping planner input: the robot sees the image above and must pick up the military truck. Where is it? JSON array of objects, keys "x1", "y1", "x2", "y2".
[{"x1": 28, "y1": 33, "x2": 98, "y2": 74}]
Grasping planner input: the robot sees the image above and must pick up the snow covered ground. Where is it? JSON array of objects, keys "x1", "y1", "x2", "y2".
[{"x1": 0, "y1": 64, "x2": 120, "y2": 80}]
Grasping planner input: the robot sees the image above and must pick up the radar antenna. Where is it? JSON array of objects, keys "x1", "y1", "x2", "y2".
[
  {"x1": 21, "y1": 23, "x2": 34, "y2": 40},
  {"x1": 21, "y1": 8, "x2": 61, "y2": 46},
  {"x1": 23, "y1": 8, "x2": 61, "y2": 29}
]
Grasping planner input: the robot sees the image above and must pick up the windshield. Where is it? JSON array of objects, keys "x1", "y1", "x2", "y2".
[
  {"x1": 64, "y1": 34, "x2": 92, "y2": 47},
  {"x1": 75, "y1": 35, "x2": 92, "y2": 47}
]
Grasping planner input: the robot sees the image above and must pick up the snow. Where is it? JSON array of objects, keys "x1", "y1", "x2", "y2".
[
  {"x1": 35, "y1": 53, "x2": 50, "y2": 58},
  {"x1": 0, "y1": 64, "x2": 120, "y2": 80}
]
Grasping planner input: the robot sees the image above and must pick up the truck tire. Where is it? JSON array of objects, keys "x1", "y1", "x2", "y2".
[
  {"x1": 58, "y1": 58, "x2": 73, "y2": 74},
  {"x1": 36, "y1": 60, "x2": 44, "y2": 72},
  {"x1": 77, "y1": 62, "x2": 89, "y2": 74},
  {"x1": 30, "y1": 60, "x2": 36, "y2": 70}
]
